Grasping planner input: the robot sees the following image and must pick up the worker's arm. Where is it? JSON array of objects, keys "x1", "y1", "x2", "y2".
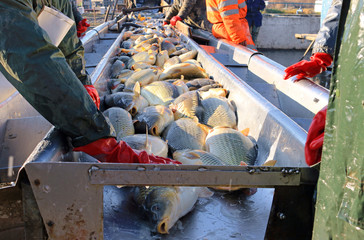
[
  {"x1": 164, "y1": 1, "x2": 180, "y2": 22},
  {"x1": 70, "y1": 0, "x2": 83, "y2": 25},
  {"x1": 0, "y1": 0, "x2": 114, "y2": 147},
  {"x1": 176, "y1": 0, "x2": 197, "y2": 19},
  {"x1": 284, "y1": 0, "x2": 342, "y2": 80},
  {"x1": 57, "y1": 0, "x2": 91, "y2": 85},
  {"x1": 312, "y1": 0, "x2": 342, "y2": 56},
  {"x1": 219, "y1": 0, "x2": 248, "y2": 44}
]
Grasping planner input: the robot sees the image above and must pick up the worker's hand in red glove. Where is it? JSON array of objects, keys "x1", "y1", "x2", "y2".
[
  {"x1": 170, "y1": 15, "x2": 182, "y2": 26},
  {"x1": 73, "y1": 138, "x2": 181, "y2": 164},
  {"x1": 84, "y1": 85, "x2": 100, "y2": 109},
  {"x1": 163, "y1": 21, "x2": 169, "y2": 26},
  {"x1": 283, "y1": 52, "x2": 333, "y2": 80},
  {"x1": 77, "y1": 18, "x2": 90, "y2": 38},
  {"x1": 305, "y1": 106, "x2": 327, "y2": 166}
]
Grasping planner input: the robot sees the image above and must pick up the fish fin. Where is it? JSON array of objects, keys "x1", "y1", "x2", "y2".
[
  {"x1": 198, "y1": 187, "x2": 214, "y2": 198},
  {"x1": 262, "y1": 160, "x2": 277, "y2": 167},
  {"x1": 187, "y1": 151, "x2": 202, "y2": 159},
  {"x1": 197, "y1": 123, "x2": 212, "y2": 134},
  {"x1": 240, "y1": 128, "x2": 250, "y2": 136},
  {"x1": 145, "y1": 125, "x2": 149, "y2": 151},
  {"x1": 133, "y1": 82, "x2": 141, "y2": 97}
]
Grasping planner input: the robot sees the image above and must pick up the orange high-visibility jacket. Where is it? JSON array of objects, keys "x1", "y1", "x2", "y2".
[{"x1": 206, "y1": 0, "x2": 255, "y2": 47}]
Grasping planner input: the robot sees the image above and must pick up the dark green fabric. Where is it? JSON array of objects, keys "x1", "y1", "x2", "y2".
[
  {"x1": 0, "y1": 0, "x2": 115, "y2": 147},
  {"x1": 313, "y1": 0, "x2": 364, "y2": 239}
]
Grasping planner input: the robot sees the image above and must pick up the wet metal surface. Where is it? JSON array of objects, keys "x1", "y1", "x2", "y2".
[{"x1": 104, "y1": 185, "x2": 274, "y2": 240}]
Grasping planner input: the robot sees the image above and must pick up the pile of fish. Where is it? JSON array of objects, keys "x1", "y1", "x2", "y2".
[{"x1": 101, "y1": 12, "x2": 266, "y2": 235}]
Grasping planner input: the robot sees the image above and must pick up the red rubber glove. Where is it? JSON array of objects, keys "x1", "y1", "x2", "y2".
[
  {"x1": 163, "y1": 21, "x2": 169, "y2": 26},
  {"x1": 283, "y1": 53, "x2": 333, "y2": 80},
  {"x1": 305, "y1": 106, "x2": 327, "y2": 166},
  {"x1": 77, "y1": 19, "x2": 90, "y2": 38},
  {"x1": 73, "y1": 138, "x2": 181, "y2": 164},
  {"x1": 84, "y1": 85, "x2": 100, "y2": 109},
  {"x1": 170, "y1": 16, "x2": 182, "y2": 26}
]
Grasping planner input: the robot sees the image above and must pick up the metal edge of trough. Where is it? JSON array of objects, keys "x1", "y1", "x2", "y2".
[{"x1": 193, "y1": 29, "x2": 329, "y2": 116}]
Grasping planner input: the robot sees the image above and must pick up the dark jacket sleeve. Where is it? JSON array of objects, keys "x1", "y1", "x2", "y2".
[
  {"x1": 312, "y1": 0, "x2": 342, "y2": 56},
  {"x1": 70, "y1": 0, "x2": 83, "y2": 25},
  {"x1": 177, "y1": 0, "x2": 197, "y2": 19},
  {"x1": 0, "y1": 0, "x2": 115, "y2": 147},
  {"x1": 164, "y1": 0, "x2": 181, "y2": 21}
]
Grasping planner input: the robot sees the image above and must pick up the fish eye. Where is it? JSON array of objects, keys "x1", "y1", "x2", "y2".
[{"x1": 151, "y1": 204, "x2": 160, "y2": 213}]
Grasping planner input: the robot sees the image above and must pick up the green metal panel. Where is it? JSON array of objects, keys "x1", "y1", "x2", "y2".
[{"x1": 313, "y1": 0, "x2": 364, "y2": 239}]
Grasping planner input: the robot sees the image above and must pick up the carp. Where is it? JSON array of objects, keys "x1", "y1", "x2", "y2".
[
  {"x1": 159, "y1": 63, "x2": 209, "y2": 80},
  {"x1": 201, "y1": 97, "x2": 237, "y2": 128},
  {"x1": 121, "y1": 134, "x2": 168, "y2": 158},
  {"x1": 132, "y1": 186, "x2": 213, "y2": 234},
  {"x1": 141, "y1": 81, "x2": 181, "y2": 106},
  {"x1": 124, "y1": 69, "x2": 159, "y2": 92},
  {"x1": 162, "y1": 118, "x2": 210, "y2": 152},
  {"x1": 104, "y1": 82, "x2": 148, "y2": 116},
  {"x1": 110, "y1": 60, "x2": 126, "y2": 78},
  {"x1": 173, "y1": 149, "x2": 226, "y2": 166},
  {"x1": 169, "y1": 91, "x2": 204, "y2": 121},
  {"x1": 134, "y1": 105, "x2": 174, "y2": 136},
  {"x1": 103, "y1": 107, "x2": 134, "y2": 140},
  {"x1": 178, "y1": 50, "x2": 198, "y2": 62},
  {"x1": 205, "y1": 126, "x2": 258, "y2": 165}
]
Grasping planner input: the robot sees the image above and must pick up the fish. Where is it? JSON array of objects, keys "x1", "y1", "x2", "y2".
[
  {"x1": 114, "y1": 69, "x2": 134, "y2": 83},
  {"x1": 110, "y1": 60, "x2": 126, "y2": 78},
  {"x1": 107, "y1": 78, "x2": 124, "y2": 93},
  {"x1": 104, "y1": 82, "x2": 149, "y2": 116},
  {"x1": 199, "y1": 88, "x2": 228, "y2": 99},
  {"x1": 161, "y1": 39, "x2": 177, "y2": 55},
  {"x1": 205, "y1": 126, "x2": 258, "y2": 165},
  {"x1": 159, "y1": 63, "x2": 209, "y2": 80},
  {"x1": 162, "y1": 118, "x2": 210, "y2": 152},
  {"x1": 122, "y1": 31, "x2": 133, "y2": 40},
  {"x1": 121, "y1": 39, "x2": 135, "y2": 49},
  {"x1": 163, "y1": 56, "x2": 181, "y2": 70},
  {"x1": 183, "y1": 59, "x2": 202, "y2": 67},
  {"x1": 124, "y1": 68, "x2": 159, "y2": 92},
  {"x1": 186, "y1": 78, "x2": 216, "y2": 90},
  {"x1": 130, "y1": 62, "x2": 154, "y2": 71},
  {"x1": 201, "y1": 97, "x2": 237, "y2": 128},
  {"x1": 169, "y1": 91, "x2": 204, "y2": 122},
  {"x1": 169, "y1": 48, "x2": 189, "y2": 57},
  {"x1": 117, "y1": 55, "x2": 131, "y2": 65},
  {"x1": 127, "y1": 51, "x2": 157, "y2": 69},
  {"x1": 132, "y1": 186, "x2": 213, "y2": 234},
  {"x1": 103, "y1": 107, "x2": 134, "y2": 140},
  {"x1": 178, "y1": 50, "x2": 198, "y2": 62},
  {"x1": 121, "y1": 134, "x2": 168, "y2": 157},
  {"x1": 155, "y1": 50, "x2": 169, "y2": 68},
  {"x1": 173, "y1": 149, "x2": 226, "y2": 166},
  {"x1": 140, "y1": 81, "x2": 181, "y2": 106},
  {"x1": 134, "y1": 105, "x2": 174, "y2": 136}
]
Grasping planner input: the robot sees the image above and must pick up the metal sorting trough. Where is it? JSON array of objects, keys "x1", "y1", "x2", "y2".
[
  {"x1": 193, "y1": 29, "x2": 329, "y2": 131},
  {"x1": 0, "y1": 17, "x2": 319, "y2": 240}
]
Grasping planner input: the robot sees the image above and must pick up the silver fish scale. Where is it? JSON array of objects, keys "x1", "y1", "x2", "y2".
[
  {"x1": 199, "y1": 152, "x2": 226, "y2": 165},
  {"x1": 201, "y1": 98, "x2": 236, "y2": 128},
  {"x1": 141, "y1": 82, "x2": 179, "y2": 106},
  {"x1": 163, "y1": 118, "x2": 207, "y2": 151},
  {"x1": 172, "y1": 91, "x2": 203, "y2": 120},
  {"x1": 103, "y1": 107, "x2": 134, "y2": 141},
  {"x1": 206, "y1": 131, "x2": 257, "y2": 165}
]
